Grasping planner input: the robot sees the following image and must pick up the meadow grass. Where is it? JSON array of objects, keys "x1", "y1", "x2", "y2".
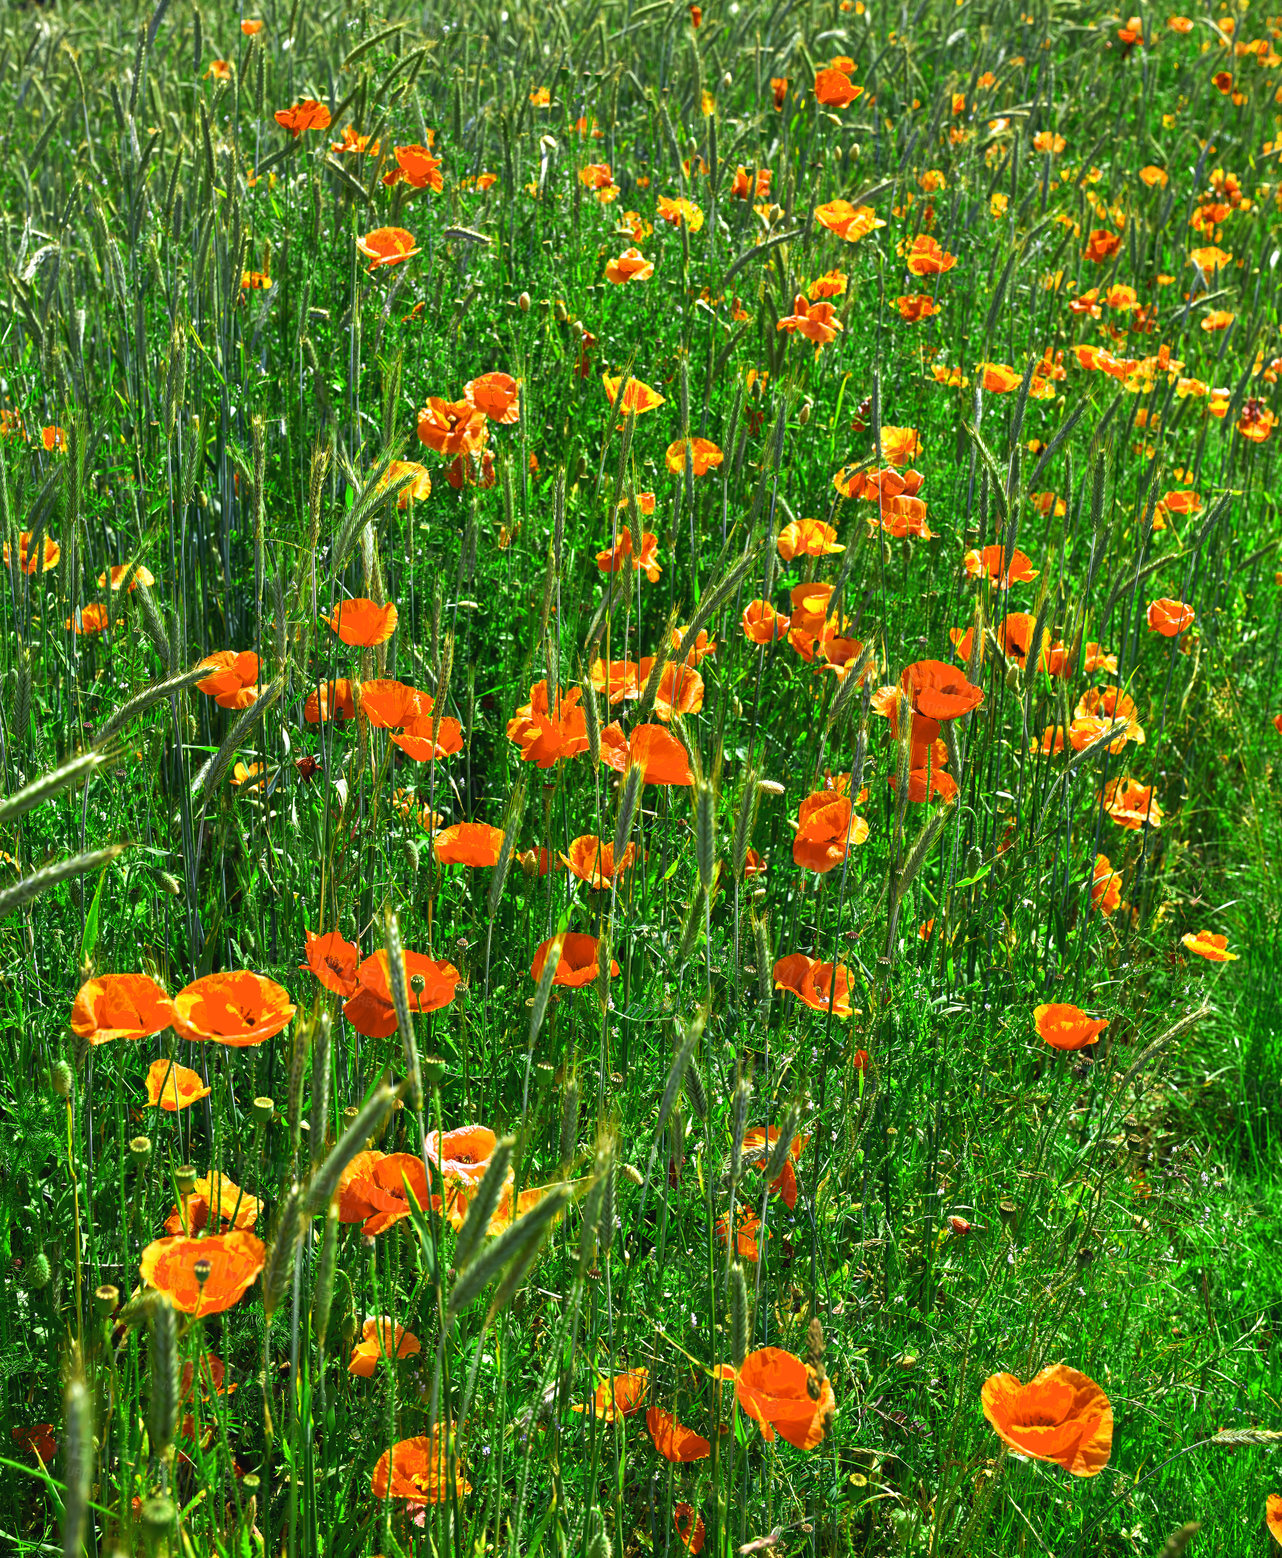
[{"x1": 0, "y1": 0, "x2": 1281, "y2": 1553}]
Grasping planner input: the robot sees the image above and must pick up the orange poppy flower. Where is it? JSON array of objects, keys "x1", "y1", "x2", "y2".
[
  {"x1": 4, "y1": 531, "x2": 60, "y2": 574},
  {"x1": 462, "y1": 372, "x2": 520, "y2": 424},
  {"x1": 808, "y1": 269, "x2": 848, "y2": 299},
  {"x1": 174, "y1": 972, "x2": 295, "y2": 1047},
  {"x1": 329, "y1": 598, "x2": 398, "y2": 646},
  {"x1": 145, "y1": 1058, "x2": 211, "y2": 1113},
  {"x1": 97, "y1": 563, "x2": 156, "y2": 591},
  {"x1": 730, "y1": 166, "x2": 771, "y2": 200},
  {"x1": 1075, "y1": 687, "x2": 1144, "y2": 748},
  {"x1": 304, "y1": 678, "x2": 356, "y2": 722},
  {"x1": 895, "y1": 293, "x2": 939, "y2": 321},
  {"x1": 978, "y1": 362, "x2": 1020, "y2": 394},
  {"x1": 742, "y1": 1125, "x2": 810, "y2": 1209},
  {"x1": 1146, "y1": 598, "x2": 1195, "y2": 637},
  {"x1": 560, "y1": 835, "x2": 638, "y2": 888},
  {"x1": 1032, "y1": 130, "x2": 1066, "y2": 154},
  {"x1": 602, "y1": 374, "x2": 666, "y2": 415},
  {"x1": 878, "y1": 426, "x2": 921, "y2": 467},
  {"x1": 375, "y1": 460, "x2": 431, "y2": 508},
  {"x1": 425, "y1": 1125, "x2": 499, "y2": 1191},
  {"x1": 1181, "y1": 930, "x2": 1238, "y2": 962},
  {"x1": 417, "y1": 397, "x2": 488, "y2": 456},
  {"x1": 905, "y1": 235, "x2": 957, "y2": 274},
  {"x1": 349, "y1": 1318, "x2": 421, "y2": 1377},
  {"x1": 590, "y1": 658, "x2": 641, "y2": 704},
  {"x1": 390, "y1": 707, "x2": 465, "y2": 763},
  {"x1": 1237, "y1": 401, "x2": 1277, "y2": 443},
  {"x1": 813, "y1": 200, "x2": 885, "y2": 243},
  {"x1": 777, "y1": 518, "x2": 843, "y2": 560},
  {"x1": 656, "y1": 196, "x2": 704, "y2": 230},
  {"x1": 382, "y1": 144, "x2": 444, "y2": 191},
  {"x1": 42, "y1": 425, "x2": 68, "y2": 453},
  {"x1": 647, "y1": 662, "x2": 704, "y2": 722},
  {"x1": 605, "y1": 248, "x2": 654, "y2": 284},
  {"x1": 355, "y1": 678, "x2": 422, "y2": 729},
  {"x1": 777, "y1": 293, "x2": 843, "y2": 347},
  {"x1": 345, "y1": 1153, "x2": 436, "y2": 1235},
  {"x1": 646, "y1": 1407, "x2": 711, "y2": 1462},
  {"x1": 372, "y1": 1430, "x2": 470, "y2": 1501},
  {"x1": 1101, "y1": 776, "x2": 1162, "y2": 830},
  {"x1": 1083, "y1": 229, "x2": 1122, "y2": 264},
  {"x1": 241, "y1": 19, "x2": 264, "y2": 34},
  {"x1": 599, "y1": 722, "x2": 694, "y2": 785},
  {"x1": 793, "y1": 793, "x2": 869, "y2": 873},
  {"x1": 330, "y1": 124, "x2": 380, "y2": 156},
  {"x1": 71, "y1": 973, "x2": 174, "y2": 1045},
  {"x1": 665, "y1": 438, "x2": 724, "y2": 477},
  {"x1": 66, "y1": 603, "x2": 111, "y2": 635},
  {"x1": 981, "y1": 1364, "x2": 1112, "y2": 1477},
  {"x1": 274, "y1": 100, "x2": 331, "y2": 137},
  {"x1": 770, "y1": 76, "x2": 788, "y2": 108},
  {"x1": 507, "y1": 681, "x2": 590, "y2": 766},
  {"x1": 165, "y1": 1173, "x2": 259, "y2": 1236},
  {"x1": 139, "y1": 1229, "x2": 266, "y2": 1317},
  {"x1": 595, "y1": 527, "x2": 662, "y2": 582},
  {"x1": 1091, "y1": 855, "x2": 1122, "y2": 915},
  {"x1": 434, "y1": 822, "x2": 505, "y2": 867},
  {"x1": 576, "y1": 1369, "x2": 650, "y2": 1420},
  {"x1": 772, "y1": 953, "x2": 855, "y2": 1019},
  {"x1": 675, "y1": 1504, "x2": 706, "y2": 1555},
  {"x1": 716, "y1": 1204, "x2": 764, "y2": 1261},
  {"x1": 814, "y1": 66, "x2": 862, "y2": 107},
  {"x1": 716, "y1": 1347, "x2": 836, "y2": 1450},
  {"x1": 1266, "y1": 1495, "x2": 1282, "y2": 1544},
  {"x1": 893, "y1": 767, "x2": 960, "y2": 803},
  {"x1": 901, "y1": 660, "x2": 983, "y2": 722},
  {"x1": 330, "y1": 1150, "x2": 382, "y2": 1222},
  {"x1": 196, "y1": 651, "x2": 259, "y2": 709},
  {"x1": 1034, "y1": 1003, "x2": 1108, "y2": 1050},
  {"x1": 301, "y1": 930, "x2": 359, "y2": 998},
  {"x1": 530, "y1": 933, "x2": 619, "y2": 988},
  {"x1": 742, "y1": 600, "x2": 791, "y2": 643},
  {"x1": 965, "y1": 545, "x2": 1038, "y2": 588}
]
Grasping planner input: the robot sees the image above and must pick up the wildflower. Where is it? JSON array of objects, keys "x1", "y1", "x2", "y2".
[
  {"x1": 13, "y1": 1425, "x2": 56, "y2": 1463},
  {"x1": 530, "y1": 933, "x2": 619, "y2": 988},
  {"x1": 356, "y1": 680, "x2": 424, "y2": 728},
  {"x1": 1101, "y1": 777, "x2": 1162, "y2": 830},
  {"x1": 145, "y1": 1058, "x2": 211, "y2": 1113},
  {"x1": 771, "y1": 77, "x2": 788, "y2": 108},
  {"x1": 1181, "y1": 930, "x2": 1238, "y2": 962},
  {"x1": 304, "y1": 679, "x2": 356, "y2": 723},
  {"x1": 140, "y1": 1230, "x2": 266, "y2": 1317},
  {"x1": 383, "y1": 144, "x2": 444, "y2": 190},
  {"x1": 675, "y1": 1505, "x2": 706, "y2": 1554},
  {"x1": 1146, "y1": 598, "x2": 1195, "y2": 637},
  {"x1": 730, "y1": 166, "x2": 771, "y2": 200},
  {"x1": 4, "y1": 532, "x2": 59, "y2": 573},
  {"x1": 599, "y1": 723, "x2": 694, "y2": 784},
  {"x1": 274, "y1": 100, "x2": 332, "y2": 137},
  {"x1": 895, "y1": 293, "x2": 940, "y2": 321},
  {"x1": 1237, "y1": 400, "x2": 1277, "y2": 442},
  {"x1": 42, "y1": 425, "x2": 68, "y2": 453},
  {"x1": 356, "y1": 227, "x2": 418, "y2": 271},
  {"x1": 905, "y1": 235, "x2": 956, "y2": 274},
  {"x1": 67, "y1": 603, "x2": 111, "y2": 635},
  {"x1": 809, "y1": 269, "x2": 848, "y2": 298},
  {"x1": 98, "y1": 563, "x2": 156, "y2": 591},
  {"x1": 965, "y1": 546, "x2": 1037, "y2": 588},
  {"x1": 742, "y1": 600, "x2": 791, "y2": 643},
  {"x1": 716, "y1": 1205, "x2": 763, "y2": 1261},
  {"x1": 328, "y1": 598, "x2": 398, "y2": 646},
  {"x1": 576, "y1": 1369, "x2": 649, "y2": 1420},
  {"x1": 605, "y1": 248, "x2": 654, "y2": 283},
  {"x1": 742, "y1": 1125, "x2": 810, "y2": 1209},
  {"x1": 665, "y1": 438, "x2": 724, "y2": 477},
  {"x1": 507, "y1": 681, "x2": 590, "y2": 766},
  {"x1": 173, "y1": 972, "x2": 296, "y2": 1046},
  {"x1": 349, "y1": 1319, "x2": 421, "y2": 1377},
  {"x1": 901, "y1": 660, "x2": 983, "y2": 721},
  {"x1": 372, "y1": 1431, "x2": 470, "y2": 1502},
  {"x1": 434, "y1": 823, "x2": 506, "y2": 867},
  {"x1": 647, "y1": 1407, "x2": 711, "y2": 1462},
  {"x1": 1083, "y1": 643, "x2": 1117, "y2": 675},
  {"x1": 649, "y1": 662, "x2": 704, "y2": 721},
  {"x1": 1091, "y1": 855, "x2": 1123, "y2": 915},
  {"x1": 814, "y1": 66, "x2": 862, "y2": 108},
  {"x1": 777, "y1": 518, "x2": 843, "y2": 559},
  {"x1": 375, "y1": 460, "x2": 431, "y2": 508},
  {"x1": 196, "y1": 650, "x2": 259, "y2": 709},
  {"x1": 242, "y1": 20, "x2": 264, "y2": 34},
  {"x1": 777, "y1": 294, "x2": 843, "y2": 347},
  {"x1": 461, "y1": 373, "x2": 519, "y2": 424},
  {"x1": 1200, "y1": 309, "x2": 1234, "y2": 332},
  {"x1": 1033, "y1": 131, "x2": 1066, "y2": 154},
  {"x1": 793, "y1": 792, "x2": 868, "y2": 872},
  {"x1": 417, "y1": 397, "x2": 488, "y2": 457},
  {"x1": 979, "y1": 362, "x2": 1021, "y2": 394},
  {"x1": 981, "y1": 1365, "x2": 1113, "y2": 1476},
  {"x1": 1034, "y1": 1003, "x2": 1108, "y2": 1050},
  {"x1": 715, "y1": 1348, "x2": 836, "y2": 1450},
  {"x1": 772, "y1": 952, "x2": 856, "y2": 1019},
  {"x1": 656, "y1": 196, "x2": 704, "y2": 230},
  {"x1": 301, "y1": 930, "x2": 360, "y2": 998},
  {"x1": 1139, "y1": 165, "x2": 1168, "y2": 187},
  {"x1": 343, "y1": 950, "x2": 460, "y2": 1038},
  {"x1": 205, "y1": 59, "x2": 232, "y2": 81},
  {"x1": 530, "y1": 87, "x2": 551, "y2": 106},
  {"x1": 813, "y1": 200, "x2": 885, "y2": 243},
  {"x1": 70, "y1": 973, "x2": 174, "y2": 1045},
  {"x1": 602, "y1": 374, "x2": 666, "y2": 416},
  {"x1": 1083, "y1": 229, "x2": 1122, "y2": 263},
  {"x1": 165, "y1": 1173, "x2": 259, "y2": 1236}
]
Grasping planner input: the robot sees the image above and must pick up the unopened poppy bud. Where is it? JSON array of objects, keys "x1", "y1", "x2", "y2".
[
  {"x1": 51, "y1": 1060, "x2": 73, "y2": 1099},
  {"x1": 95, "y1": 1283, "x2": 120, "y2": 1317},
  {"x1": 999, "y1": 1198, "x2": 1019, "y2": 1231},
  {"x1": 947, "y1": 1215, "x2": 972, "y2": 1236},
  {"x1": 175, "y1": 1164, "x2": 198, "y2": 1195},
  {"x1": 252, "y1": 1095, "x2": 276, "y2": 1124},
  {"x1": 798, "y1": 399, "x2": 813, "y2": 426},
  {"x1": 518, "y1": 291, "x2": 531, "y2": 311},
  {"x1": 341, "y1": 1311, "x2": 357, "y2": 1347},
  {"x1": 130, "y1": 1135, "x2": 152, "y2": 1164},
  {"x1": 196, "y1": 488, "x2": 208, "y2": 508},
  {"x1": 722, "y1": 71, "x2": 733, "y2": 87},
  {"x1": 553, "y1": 299, "x2": 568, "y2": 323}
]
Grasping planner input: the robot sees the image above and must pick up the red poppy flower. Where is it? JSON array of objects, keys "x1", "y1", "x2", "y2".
[
  {"x1": 464, "y1": 372, "x2": 520, "y2": 423},
  {"x1": 342, "y1": 950, "x2": 460, "y2": 1037},
  {"x1": 1034, "y1": 1003, "x2": 1108, "y2": 1050},
  {"x1": 301, "y1": 930, "x2": 359, "y2": 998},
  {"x1": 173, "y1": 972, "x2": 296, "y2": 1046},
  {"x1": 145, "y1": 1058, "x2": 211, "y2": 1113},
  {"x1": 905, "y1": 235, "x2": 956, "y2": 274},
  {"x1": 964, "y1": 545, "x2": 1038, "y2": 589},
  {"x1": 434, "y1": 821, "x2": 505, "y2": 867},
  {"x1": 590, "y1": 658, "x2": 641, "y2": 704},
  {"x1": 647, "y1": 1407, "x2": 711, "y2": 1462},
  {"x1": 646, "y1": 661, "x2": 704, "y2": 722},
  {"x1": 274, "y1": 100, "x2": 331, "y2": 137},
  {"x1": 304, "y1": 679, "x2": 356, "y2": 722},
  {"x1": 164, "y1": 1172, "x2": 259, "y2": 1236},
  {"x1": 390, "y1": 708, "x2": 465, "y2": 763},
  {"x1": 425, "y1": 1125, "x2": 499, "y2": 1189},
  {"x1": 901, "y1": 660, "x2": 983, "y2": 722},
  {"x1": 814, "y1": 66, "x2": 863, "y2": 108},
  {"x1": 742, "y1": 1125, "x2": 810, "y2": 1209},
  {"x1": 772, "y1": 953, "x2": 856, "y2": 1018},
  {"x1": 560, "y1": 835, "x2": 638, "y2": 888},
  {"x1": 349, "y1": 1317, "x2": 421, "y2": 1377},
  {"x1": 417, "y1": 397, "x2": 489, "y2": 457},
  {"x1": 793, "y1": 793, "x2": 869, "y2": 872},
  {"x1": 1146, "y1": 598, "x2": 1195, "y2": 637},
  {"x1": 340, "y1": 1152, "x2": 435, "y2": 1236},
  {"x1": 665, "y1": 438, "x2": 724, "y2": 477},
  {"x1": 372, "y1": 1430, "x2": 470, "y2": 1501},
  {"x1": 507, "y1": 682, "x2": 590, "y2": 766},
  {"x1": 981, "y1": 1364, "x2": 1112, "y2": 1476},
  {"x1": 382, "y1": 144, "x2": 444, "y2": 191},
  {"x1": 13, "y1": 1424, "x2": 56, "y2": 1462},
  {"x1": 196, "y1": 651, "x2": 259, "y2": 709},
  {"x1": 1181, "y1": 930, "x2": 1238, "y2": 962},
  {"x1": 356, "y1": 227, "x2": 418, "y2": 270},
  {"x1": 674, "y1": 1504, "x2": 706, "y2": 1555},
  {"x1": 70, "y1": 973, "x2": 174, "y2": 1044},
  {"x1": 576, "y1": 1368, "x2": 649, "y2": 1420},
  {"x1": 530, "y1": 933, "x2": 619, "y2": 988},
  {"x1": 716, "y1": 1347, "x2": 836, "y2": 1449},
  {"x1": 1100, "y1": 777, "x2": 1162, "y2": 830},
  {"x1": 595, "y1": 527, "x2": 662, "y2": 582},
  {"x1": 357, "y1": 679, "x2": 424, "y2": 727},
  {"x1": 4, "y1": 531, "x2": 60, "y2": 574},
  {"x1": 742, "y1": 600, "x2": 791, "y2": 643}
]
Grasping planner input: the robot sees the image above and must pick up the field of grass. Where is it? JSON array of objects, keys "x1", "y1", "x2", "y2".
[{"x1": 1, "y1": 0, "x2": 1281, "y2": 1553}]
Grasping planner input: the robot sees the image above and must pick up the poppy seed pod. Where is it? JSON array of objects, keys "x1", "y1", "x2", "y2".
[
  {"x1": 130, "y1": 1135, "x2": 153, "y2": 1164},
  {"x1": 95, "y1": 1284, "x2": 120, "y2": 1317},
  {"x1": 175, "y1": 1165, "x2": 198, "y2": 1195},
  {"x1": 998, "y1": 1198, "x2": 1019, "y2": 1230},
  {"x1": 252, "y1": 1096, "x2": 275, "y2": 1124}
]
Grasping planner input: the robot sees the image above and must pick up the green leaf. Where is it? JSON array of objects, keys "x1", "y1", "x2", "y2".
[{"x1": 79, "y1": 865, "x2": 109, "y2": 969}]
